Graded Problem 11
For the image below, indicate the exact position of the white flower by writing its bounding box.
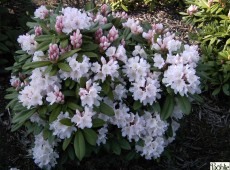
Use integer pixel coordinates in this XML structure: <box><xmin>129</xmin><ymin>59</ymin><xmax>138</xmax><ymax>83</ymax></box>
<box><xmin>32</xmin><ymin>133</ymin><xmax>59</xmax><ymax>170</ymax></box>
<box><xmin>18</xmin><ymin>85</ymin><xmax>43</xmax><ymax>109</ymax></box>
<box><xmin>46</xmin><ymin>85</ymin><xmax>64</xmax><ymax>105</ymax></box>
<box><xmin>123</xmin><ymin>56</ymin><xmax>150</xmax><ymax>82</ymax></box>
<box><xmin>50</xmin><ymin>112</ymin><xmax>77</xmax><ymax>139</ymax></box>
<box><xmin>130</xmin><ymin>77</ymin><xmax>161</xmax><ymax>105</ymax></box>
<box><xmin>30</xmin><ymin>113</ymin><xmax>46</xmax><ymax>126</ymax></box>
<box><xmin>106</xmin><ymin>45</ymin><xmax>127</xmax><ymax>62</ymax></box>
<box><xmin>123</xmin><ymin>18</ymin><xmax>143</xmax><ymax>34</ymax></box>
<box><xmin>60</xmin><ymin>7</ymin><xmax>92</xmax><ymax>34</ymax></box>
<box><xmin>17</xmin><ymin>34</ymin><xmax>37</xmax><ymax>54</ymax></box>
<box><xmin>97</xmin><ymin>125</ymin><xmax>108</xmax><ymax>145</ymax></box>
<box><xmin>162</xmin><ymin>64</ymin><xmax>200</xmax><ymax>96</ymax></box>
<box><xmin>33</xmin><ymin>51</ymin><xmax>45</xmax><ymax>61</ymax></box>
<box><xmin>132</xmin><ymin>45</ymin><xmax>147</xmax><ymax>59</ymax></box>
<box><xmin>79</xmin><ymin>79</ymin><xmax>102</xmax><ymax>107</ymax></box>
<box><xmin>114</xmin><ymin>84</ymin><xmax>127</xmax><ymax>100</ymax></box>
<box><xmin>153</xmin><ymin>53</ymin><xmax>165</xmax><ymax>69</ymax></box>
<box><xmin>71</xmin><ymin>107</ymin><xmax>96</xmax><ymax>129</ymax></box>
<box><xmin>34</xmin><ymin>5</ymin><xmax>49</xmax><ymax>19</ymax></box>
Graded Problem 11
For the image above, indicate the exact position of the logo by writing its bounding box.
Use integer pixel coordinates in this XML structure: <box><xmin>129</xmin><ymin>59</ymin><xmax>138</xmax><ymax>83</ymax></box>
<box><xmin>210</xmin><ymin>162</ymin><xmax>230</xmax><ymax>170</ymax></box>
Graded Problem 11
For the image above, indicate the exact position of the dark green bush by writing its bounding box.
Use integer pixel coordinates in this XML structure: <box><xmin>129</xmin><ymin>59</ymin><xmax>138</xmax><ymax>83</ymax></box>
<box><xmin>0</xmin><ymin>0</ymin><xmax>34</xmax><ymax>74</ymax></box>
<box><xmin>181</xmin><ymin>0</ymin><xmax>230</xmax><ymax>96</ymax></box>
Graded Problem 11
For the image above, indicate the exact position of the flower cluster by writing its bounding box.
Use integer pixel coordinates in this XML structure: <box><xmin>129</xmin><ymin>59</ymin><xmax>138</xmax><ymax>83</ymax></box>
<box><xmin>9</xmin><ymin>4</ymin><xmax>201</xmax><ymax>169</ymax></box>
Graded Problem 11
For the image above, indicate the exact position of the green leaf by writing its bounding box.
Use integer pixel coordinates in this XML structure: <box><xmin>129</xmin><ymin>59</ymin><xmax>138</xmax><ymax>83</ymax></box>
<box><xmin>212</xmin><ymin>86</ymin><xmax>221</xmax><ymax>96</ymax></box>
<box><xmin>43</xmin><ymin>128</ymin><xmax>52</xmax><ymax>140</ymax></box>
<box><xmin>49</xmin><ymin>105</ymin><xmax>62</xmax><ymax>122</ymax></box>
<box><xmin>83</xmin><ymin>128</ymin><xmax>98</xmax><ymax>146</ymax></box>
<box><xmin>81</xmin><ymin>43</ymin><xmax>99</xmax><ymax>51</ymax></box>
<box><xmin>60</xmin><ymin>118</ymin><xmax>74</xmax><ymax>126</ymax></box>
<box><xmin>23</xmin><ymin>61</ymin><xmax>51</xmax><ymax>70</ymax></box>
<box><xmin>101</xmin><ymin>23</ymin><xmax>113</xmax><ymax>30</ymax></box>
<box><xmin>188</xmin><ymin>94</ymin><xmax>204</xmax><ymax>103</ymax></box>
<box><xmin>102</xmin><ymin>81</ymin><xmax>110</xmax><ymax>94</ymax></box>
<box><xmin>12</xmin><ymin>108</ymin><xmax>36</xmax><ymax>124</ymax></box>
<box><xmin>92</xmin><ymin>118</ymin><xmax>105</xmax><ymax>128</ymax></box>
<box><xmin>79</xmin><ymin>77</ymin><xmax>87</xmax><ymax>88</ymax></box>
<box><xmin>222</xmin><ymin>84</ymin><xmax>230</xmax><ymax>95</ymax></box>
<box><xmin>84</xmin><ymin>2</ymin><xmax>95</xmax><ymax>11</ymax></box>
<box><xmin>58</xmin><ymin>62</ymin><xmax>72</xmax><ymax>72</ymax></box>
<box><xmin>118</xmin><ymin>138</ymin><xmax>131</xmax><ymax>150</ymax></box>
<box><xmin>99</xmin><ymin>102</ymin><xmax>115</xmax><ymax>116</ymax></box>
<box><xmin>60</xmin><ymin>39</ymin><xmax>69</xmax><ymax>48</ymax></box>
<box><xmin>59</xmin><ymin>49</ymin><xmax>81</xmax><ymax>61</ymax></box>
<box><xmin>111</xmin><ymin>140</ymin><xmax>121</xmax><ymax>155</ymax></box>
<box><xmin>36</xmin><ymin>41</ymin><xmax>50</xmax><ymax>51</ymax></box>
<box><xmin>177</xmin><ymin>95</ymin><xmax>191</xmax><ymax>115</ymax></box>
<box><xmin>80</xmin><ymin>52</ymin><xmax>99</xmax><ymax>58</ymax></box>
<box><xmin>35</xmin><ymin>35</ymin><xmax>54</xmax><ymax>42</ymax></box>
<box><xmin>5</xmin><ymin>93</ymin><xmax>18</xmax><ymax>100</ymax></box>
<box><xmin>121</xmin><ymin>3</ymin><xmax>128</xmax><ymax>12</ymax></box>
<box><xmin>74</xmin><ymin>130</ymin><xmax>85</xmax><ymax>161</ymax></box>
<box><xmin>67</xmin><ymin>102</ymin><xmax>83</xmax><ymax>112</ymax></box>
<box><xmin>63</xmin><ymin>136</ymin><xmax>73</xmax><ymax>151</ymax></box>
<box><xmin>161</xmin><ymin>95</ymin><xmax>174</xmax><ymax>120</ymax></box>
<box><xmin>133</xmin><ymin>101</ymin><xmax>142</xmax><ymax>110</ymax></box>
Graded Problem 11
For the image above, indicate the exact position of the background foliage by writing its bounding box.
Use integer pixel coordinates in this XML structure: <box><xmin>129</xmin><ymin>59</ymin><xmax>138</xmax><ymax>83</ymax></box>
<box><xmin>181</xmin><ymin>0</ymin><xmax>230</xmax><ymax>96</ymax></box>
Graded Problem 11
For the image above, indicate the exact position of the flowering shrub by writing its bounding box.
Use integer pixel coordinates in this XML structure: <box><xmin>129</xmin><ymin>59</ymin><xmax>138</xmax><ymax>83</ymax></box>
<box><xmin>181</xmin><ymin>0</ymin><xmax>230</xmax><ymax>95</ymax></box>
<box><xmin>6</xmin><ymin>3</ymin><xmax>201</xmax><ymax>169</ymax></box>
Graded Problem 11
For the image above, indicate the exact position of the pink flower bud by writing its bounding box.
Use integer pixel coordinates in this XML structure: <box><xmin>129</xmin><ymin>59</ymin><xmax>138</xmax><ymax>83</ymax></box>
<box><xmin>208</xmin><ymin>0</ymin><xmax>214</xmax><ymax>7</ymax></box>
<box><xmin>99</xmin><ymin>36</ymin><xmax>110</xmax><ymax>52</ymax></box>
<box><xmin>48</xmin><ymin>44</ymin><xmax>59</xmax><ymax>63</ymax></box>
<box><xmin>95</xmin><ymin>28</ymin><xmax>103</xmax><ymax>43</ymax></box>
<box><xmin>187</xmin><ymin>5</ymin><xmax>198</xmax><ymax>16</ymax></box>
<box><xmin>101</xmin><ymin>4</ymin><xmax>109</xmax><ymax>16</ymax></box>
<box><xmin>107</xmin><ymin>26</ymin><xmax>119</xmax><ymax>42</ymax></box>
<box><xmin>55</xmin><ymin>15</ymin><xmax>63</xmax><ymax>33</ymax></box>
<box><xmin>121</xmin><ymin>38</ymin><xmax>125</xmax><ymax>46</ymax></box>
<box><xmin>34</xmin><ymin>26</ymin><xmax>42</xmax><ymax>36</ymax></box>
<box><xmin>54</xmin><ymin>91</ymin><xmax>64</xmax><ymax>104</ymax></box>
<box><xmin>152</xmin><ymin>23</ymin><xmax>163</xmax><ymax>33</ymax></box>
<box><xmin>70</xmin><ymin>29</ymin><xmax>82</xmax><ymax>49</ymax></box>
<box><xmin>143</xmin><ymin>29</ymin><xmax>155</xmax><ymax>44</ymax></box>
<box><xmin>60</xmin><ymin>45</ymin><xmax>71</xmax><ymax>55</ymax></box>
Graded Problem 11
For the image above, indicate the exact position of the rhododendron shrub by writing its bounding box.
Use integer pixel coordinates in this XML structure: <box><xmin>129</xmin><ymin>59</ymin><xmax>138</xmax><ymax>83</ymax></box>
<box><xmin>6</xmin><ymin>3</ymin><xmax>201</xmax><ymax>169</ymax></box>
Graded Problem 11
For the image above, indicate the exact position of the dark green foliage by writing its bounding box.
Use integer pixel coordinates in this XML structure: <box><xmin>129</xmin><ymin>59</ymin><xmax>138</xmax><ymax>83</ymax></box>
<box><xmin>0</xmin><ymin>0</ymin><xmax>34</xmax><ymax>74</ymax></box>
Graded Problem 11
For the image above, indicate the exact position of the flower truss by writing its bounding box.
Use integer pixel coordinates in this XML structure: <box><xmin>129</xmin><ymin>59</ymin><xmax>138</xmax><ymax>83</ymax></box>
<box><xmin>6</xmin><ymin>3</ymin><xmax>201</xmax><ymax>169</ymax></box>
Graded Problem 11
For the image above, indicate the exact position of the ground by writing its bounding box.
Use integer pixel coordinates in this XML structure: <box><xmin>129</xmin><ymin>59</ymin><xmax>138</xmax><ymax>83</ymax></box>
<box><xmin>0</xmin><ymin>1</ymin><xmax>230</xmax><ymax>170</ymax></box>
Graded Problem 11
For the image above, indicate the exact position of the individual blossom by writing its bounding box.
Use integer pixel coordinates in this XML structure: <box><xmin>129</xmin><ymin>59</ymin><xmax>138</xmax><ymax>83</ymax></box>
<box><xmin>34</xmin><ymin>5</ymin><xmax>49</xmax><ymax>19</ymax></box>
<box><xmin>123</xmin><ymin>18</ymin><xmax>143</xmax><ymax>34</ymax></box>
<box><xmin>30</xmin><ymin>113</ymin><xmax>46</xmax><ymax>126</ymax></box>
<box><xmin>96</xmin><ymin>125</ymin><xmax>108</xmax><ymax>145</ymax></box>
<box><xmin>48</xmin><ymin>44</ymin><xmax>59</xmax><ymax>63</ymax></box>
<box><xmin>79</xmin><ymin>79</ymin><xmax>102</xmax><ymax>107</ymax></box>
<box><xmin>129</xmin><ymin>77</ymin><xmax>161</xmax><ymax>105</ymax></box>
<box><xmin>50</xmin><ymin>112</ymin><xmax>77</xmax><ymax>139</ymax></box>
<box><xmin>162</xmin><ymin>64</ymin><xmax>200</xmax><ymax>96</ymax></box>
<box><xmin>10</xmin><ymin>75</ymin><xmax>21</xmax><ymax>89</ymax></box>
<box><xmin>153</xmin><ymin>53</ymin><xmax>165</xmax><ymax>69</ymax></box>
<box><xmin>34</xmin><ymin>26</ymin><xmax>42</xmax><ymax>36</ymax></box>
<box><xmin>123</xmin><ymin>56</ymin><xmax>150</xmax><ymax>82</ymax></box>
<box><xmin>151</xmin><ymin>32</ymin><xmax>175</xmax><ymax>52</ymax></box>
<box><xmin>132</xmin><ymin>45</ymin><xmax>147</xmax><ymax>59</ymax></box>
<box><xmin>17</xmin><ymin>34</ymin><xmax>37</xmax><ymax>54</ymax></box>
<box><xmin>187</xmin><ymin>5</ymin><xmax>198</xmax><ymax>16</ymax></box>
<box><xmin>71</xmin><ymin>107</ymin><xmax>96</xmax><ymax>129</ymax></box>
<box><xmin>32</xmin><ymin>133</ymin><xmax>59</xmax><ymax>170</ymax></box>
<box><xmin>94</xmin><ymin>14</ymin><xmax>107</xmax><ymax>25</ymax></box>
<box><xmin>107</xmin><ymin>26</ymin><xmax>119</xmax><ymax>42</ymax></box>
<box><xmin>152</xmin><ymin>23</ymin><xmax>164</xmax><ymax>34</ymax></box>
<box><xmin>33</xmin><ymin>51</ymin><xmax>45</xmax><ymax>62</ymax></box>
<box><xmin>70</xmin><ymin>29</ymin><xmax>82</xmax><ymax>48</ymax></box>
<box><xmin>46</xmin><ymin>85</ymin><xmax>64</xmax><ymax>105</ymax></box>
<box><xmin>59</xmin><ymin>7</ymin><xmax>92</xmax><ymax>34</ymax></box>
<box><xmin>228</xmin><ymin>10</ymin><xmax>230</xmax><ymax>19</ymax></box>
<box><xmin>112</xmin><ymin>11</ymin><xmax>128</xmax><ymax>19</ymax></box>
<box><xmin>105</xmin><ymin>45</ymin><xmax>127</xmax><ymax>62</ymax></box>
<box><xmin>55</xmin><ymin>15</ymin><xmax>63</xmax><ymax>33</ymax></box>
<box><xmin>142</xmin><ymin>29</ymin><xmax>156</xmax><ymax>44</ymax></box>
<box><xmin>60</xmin><ymin>54</ymin><xmax>91</xmax><ymax>81</ymax></box>
<box><xmin>18</xmin><ymin>85</ymin><xmax>43</xmax><ymax>109</ymax></box>
<box><xmin>92</xmin><ymin>57</ymin><xmax>119</xmax><ymax>82</ymax></box>
<box><xmin>99</xmin><ymin>36</ymin><xmax>110</xmax><ymax>52</ymax></box>
<box><xmin>114</xmin><ymin>84</ymin><xmax>127</xmax><ymax>100</ymax></box>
